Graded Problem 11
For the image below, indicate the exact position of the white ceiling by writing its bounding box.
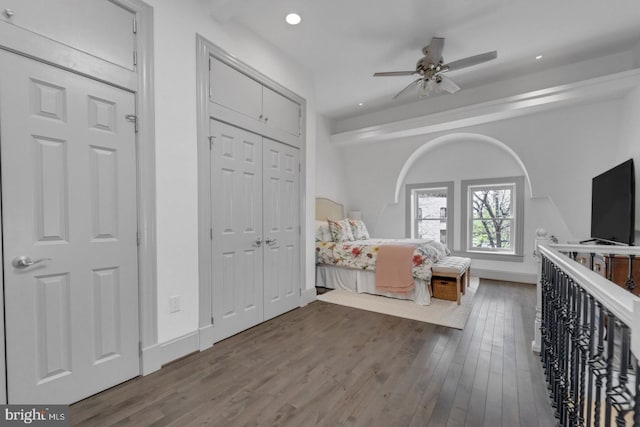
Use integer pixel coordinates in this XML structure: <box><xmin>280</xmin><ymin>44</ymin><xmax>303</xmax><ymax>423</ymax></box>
<box><xmin>211</xmin><ymin>0</ymin><xmax>640</xmax><ymax>119</ymax></box>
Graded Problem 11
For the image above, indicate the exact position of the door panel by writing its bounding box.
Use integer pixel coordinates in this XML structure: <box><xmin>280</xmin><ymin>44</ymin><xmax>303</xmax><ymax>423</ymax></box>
<box><xmin>210</xmin><ymin>120</ymin><xmax>263</xmax><ymax>342</ymax></box>
<box><xmin>0</xmin><ymin>51</ymin><xmax>139</xmax><ymax>404</ymax></box>
<box><xmin>262</xmin><ymin>139</ymin><xmax>300</xmax><ymax>320</ymax></box>
<box><xmin>0</xmin><ymin>0</ymin><xmax>135</xmax><ymax>70</ymax></box>
<box><xmin>262</xmin><ymin>87</ymin><xmax>300</xmax><ymax>136</ymax></box>
<box><xmin>209</xmin><ymin>57</ymin><xmax>262</xmax><ymax>123</ymax></box>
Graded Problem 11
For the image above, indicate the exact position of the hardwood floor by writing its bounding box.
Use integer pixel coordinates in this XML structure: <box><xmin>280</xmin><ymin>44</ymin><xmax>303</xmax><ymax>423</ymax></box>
<box><xmin>71</xmin><ymin>279</ymin><xmax>555</xmax><ymax>426</ymax></box>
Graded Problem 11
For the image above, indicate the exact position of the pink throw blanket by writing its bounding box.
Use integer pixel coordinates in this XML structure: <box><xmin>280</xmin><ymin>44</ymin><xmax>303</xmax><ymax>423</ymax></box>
<box><xmin>375</xmin><ymin>244</ymin><xmax>417</xmax><ymax>294</ymax></box>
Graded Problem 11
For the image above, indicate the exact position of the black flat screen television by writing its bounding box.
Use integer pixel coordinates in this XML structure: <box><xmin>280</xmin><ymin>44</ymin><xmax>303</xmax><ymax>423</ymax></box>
<box><xmin>590</xmin><ymin>159</ymin><xmax>635</xmax><ymax>245</ymax></box>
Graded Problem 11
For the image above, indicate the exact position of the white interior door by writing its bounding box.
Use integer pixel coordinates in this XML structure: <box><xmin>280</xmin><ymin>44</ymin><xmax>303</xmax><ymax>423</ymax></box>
<box><xmin>0</xmin><ymin>51</ymin><xmax>140</xmax><ymax>404</ymax></box>
<box><xmin>210</xmin><ymin>120</ymin><xmax>264</xmax><ymax>342</ymax></box>
<box><xmin>262</xmin><ymin>139</ymin><xmax>300</xmax><ymax>320</ymax></box>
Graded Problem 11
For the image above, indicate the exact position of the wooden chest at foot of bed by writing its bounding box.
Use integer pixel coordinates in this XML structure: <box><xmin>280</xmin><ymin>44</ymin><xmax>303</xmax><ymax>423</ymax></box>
<box><xmin>432</xmin><ymin>277</ymin><xmax>459</xmax><ymax>302</ymax></box>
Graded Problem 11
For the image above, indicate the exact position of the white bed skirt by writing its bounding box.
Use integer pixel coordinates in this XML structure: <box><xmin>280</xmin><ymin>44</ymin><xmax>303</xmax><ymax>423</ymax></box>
<box><xmin>316</xmin><ymin>265</ymin><xmax>431</xmax><ymax>305</ymax></box>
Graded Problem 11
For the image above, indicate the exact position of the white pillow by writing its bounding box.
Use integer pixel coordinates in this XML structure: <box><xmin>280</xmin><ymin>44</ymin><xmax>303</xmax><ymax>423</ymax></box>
<box><xmin>315</xmin><ymin>220</ymin><xmax>332</xmax><ymax>242</ymax></box>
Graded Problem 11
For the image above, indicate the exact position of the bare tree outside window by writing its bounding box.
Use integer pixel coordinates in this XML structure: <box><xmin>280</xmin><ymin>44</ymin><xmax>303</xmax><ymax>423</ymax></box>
<box><xmin>470</xmin><ymin>185</ymin><xmax>514</xmax><ymax>250</ymax></box>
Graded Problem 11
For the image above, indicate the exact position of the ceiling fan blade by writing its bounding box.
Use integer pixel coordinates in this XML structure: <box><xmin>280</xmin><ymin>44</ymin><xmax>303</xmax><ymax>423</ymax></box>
<box><xmin>436</xmin><ymin>75</ymin><xmax>460</xmax><ymax>94</ymax></box>
<box><xmin>392</xmin><ymin>79</ymin><xmax>421</xmax><ymax>100</ymax></box>
<box><xmin>373</xmin><ymin>71</ymin><xmax>417</xmax><ymax>77</ymax></box>
<box><xmin>423</xmin><ymin>37</ymin><xmax>445</xmax><ymax>65</ymax></box>
<box><xmin>443</xmin><ymin>51</ymin><xmax>497</xmax><ymax>72</ymax></box>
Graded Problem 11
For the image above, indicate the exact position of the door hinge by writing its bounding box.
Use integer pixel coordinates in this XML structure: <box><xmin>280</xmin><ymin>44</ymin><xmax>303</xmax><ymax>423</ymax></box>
<box><xmin>208</xmin><ymin>57</ymin><xmax>212</xmax><ymax>71</ymax></box>
<box><xmin>210</xmin><ymin>228</ymin><xmax>213</xmax><ymax>240</ymax></box>
<box><xmin>125</xmin><ymin>114</ymin><xmax>139</xmax><ymax>133</ymax></box>
<box><xmin>133</xmin><ymin>50</ymin><xmax>138</xmax><ymax>67</ymax></box>
<box><xmin>299</xmin><ymin>163</ymin><xmax>301</xmax><ymax>172</ymax></box>
<box><xmin>139</xmin><ymin>341</ymin><xmax>142</xmax><ymax>355</ymax></box>
<box><xmin>208</xmin><ymin>84</ymin><xmax>212</xmax><ymax>99</ymax></box>
<box><xmin>133</xmin><ymin>17</ymin><xmax>138</xmax><ymax>34</ymax></box>
<box><xmin>299</xmin><ymin>225</ymin><xmax>301</xmax><ymax>235</ymax></box>
<box><xmin>211</xmin><ymin>317</ymin><xmax>215</xmax><ymax>326</ymax></box>
<box><xmin>208</xmin><ymin>136</ymin><xmax>215</xmax><ymax>148</ymax></box>
<box><xmin>136</xmin><ymin>231</ymin><xmax>141</xmax><ymax>247</ymax></box>
<box><xmin>299</xmin><ymin>288</ymin><xmax>302</xmax><ymax>296</ymax></box>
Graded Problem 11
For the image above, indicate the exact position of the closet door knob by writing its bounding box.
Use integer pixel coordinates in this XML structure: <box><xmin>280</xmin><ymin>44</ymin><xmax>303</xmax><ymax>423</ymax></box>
<box><xmin>253</xmin><ymin>238</ymin><xmax>263</xmax><ymax>247</ymax></box>
<box><xmin>258</xmin><ymin>114</ymin><xmax>263</xmax><ymax>120</ymax></box>
<box><xmin>264</xmin><ymin>117</ymin><xmax>269</xmax><ymax>123</ymax></box>
<box><xmin>265</xmin><ymin>238</ymin><xmax>277</xmax><ymax>246</ymax></box>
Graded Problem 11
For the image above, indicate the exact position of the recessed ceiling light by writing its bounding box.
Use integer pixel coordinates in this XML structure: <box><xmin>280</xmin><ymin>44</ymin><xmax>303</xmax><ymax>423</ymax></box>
<box><xmin>358</xmin><ymin>102</ymin><xmax>364</xmax><ymax>106</ymax></box>
<box><xmin>285</xmin><ymin>13</ymin><xmax>301</xmax><ymax>25</ymax></box>
<box><xmin>536</xmin><ymin>55</ymin><xmax>543</xmax><ymax>60</ymax></box>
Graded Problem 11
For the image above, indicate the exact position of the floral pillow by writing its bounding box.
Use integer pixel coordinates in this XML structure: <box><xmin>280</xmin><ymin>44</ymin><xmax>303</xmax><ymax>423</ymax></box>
<box><xmin>348</xmin><ymin>219</ymin><xmax>370</xmax><ymax>240</ymax></box>
<box><xmin>328</xmin><ymin>219</ymin><xmax>355</xmax><ymax>242</ymax></box>
<box><xmin>315</xmin><ymin>220</ymin><xmax>332</xmax><ymax>242</ymax></box>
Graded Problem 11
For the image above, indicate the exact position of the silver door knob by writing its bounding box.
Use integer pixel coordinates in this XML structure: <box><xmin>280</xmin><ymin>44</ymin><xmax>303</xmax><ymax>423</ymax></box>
<box><xmin>12</xmin><ymin>256</ymin><xmax>52</xmax><ymax>269</ymax></box>
<box><xmin>3</xmin><ymin>9</ymin><xmax>15</xmax><ymax>19</ymax></box>
<box><xmin>265</xmin><ymin>238</ymin><xmax>277</xmax><ymax>246</ymax></box>
<box><xmin>253</xmin><ymin>238</ymin><xmax>263</xmax><ymax>247</ymax></box>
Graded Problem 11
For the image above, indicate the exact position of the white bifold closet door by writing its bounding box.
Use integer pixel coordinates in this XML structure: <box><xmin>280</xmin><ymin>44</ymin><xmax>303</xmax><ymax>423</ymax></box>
<box><xmin>210</xmin><ymin>120</ymin><xmax>300</xmax><ymax>342</ymax></box>
<box><xmin>0</xmin><ymin>50</ymin><xmax>140</xmax><ymax>404</ymax></box>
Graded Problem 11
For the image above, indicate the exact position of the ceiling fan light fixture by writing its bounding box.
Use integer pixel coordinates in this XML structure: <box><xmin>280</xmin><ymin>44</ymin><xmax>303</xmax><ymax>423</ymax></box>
<box><xmin>285</xmin><ymin>13</ymin><xmax>301</xmax><ymax>25</ymax></box>
<box><xmin>419</xmin><ymin>79</ymin><xmax>438</xmax><ymax>97</ymax></box>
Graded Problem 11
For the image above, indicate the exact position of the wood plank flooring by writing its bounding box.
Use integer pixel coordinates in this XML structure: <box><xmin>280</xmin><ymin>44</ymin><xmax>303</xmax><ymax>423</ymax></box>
<box><xmin>71</xmin><ymin>279</ymin><xmax>555</xmax><ymax>426</ymax></box>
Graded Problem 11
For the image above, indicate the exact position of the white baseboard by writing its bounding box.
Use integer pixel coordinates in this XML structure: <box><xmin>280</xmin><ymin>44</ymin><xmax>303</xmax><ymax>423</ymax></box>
<box><xmin>301</xmin><ymin>287</ymin><xmax>317</xmax><ymax>306</ymax></box>
<box><xmin>141</xmin><ymin>331</ymin><xmax>201</xmax><ymax>375</ymax></box>
<box><xmin>473</xmin><ymin>268</ymin><xmax>536</xmax><ymax>284</ymax></box>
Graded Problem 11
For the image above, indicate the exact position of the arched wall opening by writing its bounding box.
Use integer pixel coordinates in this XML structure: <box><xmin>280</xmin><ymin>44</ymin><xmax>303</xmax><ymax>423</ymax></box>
<box><xmin>374</xmin><ymin>132</ymin><xmax>543</xmax><ymax>280</ymax></box>
<box><xmin>392</xmin><ymin>133</ymin><xmax>533</xmax><ymax>204</ymax></box>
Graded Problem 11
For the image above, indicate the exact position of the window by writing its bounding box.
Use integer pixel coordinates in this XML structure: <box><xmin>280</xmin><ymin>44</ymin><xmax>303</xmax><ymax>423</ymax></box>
<box><xmin>461</xmin><ymin>177</ymin><xmax>524</xmax><ymax>260</ymax></box>
<box><xmin>405</xmin><ymin>182</ymin><xmax>453</xmax><ymax>246</ymax></box>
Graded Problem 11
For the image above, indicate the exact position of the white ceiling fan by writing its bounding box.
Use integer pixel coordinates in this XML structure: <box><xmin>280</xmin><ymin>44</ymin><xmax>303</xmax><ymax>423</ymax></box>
<box><xmin>374</xmin><ymin>37</ymin><xmax>497</xmax><ymax>99</ymax></box>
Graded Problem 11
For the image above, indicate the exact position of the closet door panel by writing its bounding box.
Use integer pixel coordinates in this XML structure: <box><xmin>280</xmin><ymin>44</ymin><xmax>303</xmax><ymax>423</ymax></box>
<box><xmin>210</xmin><ymin>120</ymin><xmax>263</xmax><ymax>341</ymax></box>
<box><xmin>209</xmin><ymin>57</ymin><xmax>263</xmax><ymax>123</ymax></box>
<box><xmin>263</xmin><ymin>139</ymin><xmax>300</xmax><ymax>320</ymax></box>
<box><xmin>262</xmin><ymin>86</ymin><xmax>300</xmax><ymax>137</ymax></box>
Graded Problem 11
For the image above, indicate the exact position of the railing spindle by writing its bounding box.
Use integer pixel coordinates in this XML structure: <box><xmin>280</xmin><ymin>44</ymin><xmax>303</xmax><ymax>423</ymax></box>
<box><xmin>626</xmin><ymin>255</ymin><xmax>636</xmax><ymax>293</ymax></box>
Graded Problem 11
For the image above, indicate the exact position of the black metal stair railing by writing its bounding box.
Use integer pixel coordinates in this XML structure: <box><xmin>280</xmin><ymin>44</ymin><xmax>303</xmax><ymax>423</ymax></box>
<box><xmin>540</xmin><ymin>254</ymin><xmax>639</xmax><ymax>426</ymax></box>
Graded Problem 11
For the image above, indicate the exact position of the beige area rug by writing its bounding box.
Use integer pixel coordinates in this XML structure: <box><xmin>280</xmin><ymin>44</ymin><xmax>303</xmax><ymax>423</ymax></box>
<box><xmin>316</xmin><ymin>277</ymin><xmax>479</xmax><ymax>330</ymax></box>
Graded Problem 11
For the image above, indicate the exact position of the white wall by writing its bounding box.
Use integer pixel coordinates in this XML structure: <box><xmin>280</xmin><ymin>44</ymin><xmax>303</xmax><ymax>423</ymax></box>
<box><xmin>618</xmin><ymin>86</ymin><xmax>640</xmax><ymax>242</ymax></box>
<box><xmin>315</xmin><ymin>115</ymin><xmax>349</xmax><ymax>207</ymax></box>
<box><xmin>340</xmin><ymin>97</ymin><xmax>626</xmax><ymax>280</ymax></box>
<box><xmin>145</xmin><ymin>0</ymin><xmax>316</xmax><ymax>343</ymax></box>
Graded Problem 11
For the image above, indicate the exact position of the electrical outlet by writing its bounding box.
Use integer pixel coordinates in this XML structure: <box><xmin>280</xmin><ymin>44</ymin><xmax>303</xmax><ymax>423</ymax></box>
<box><xmin>169</xmin><ymin>295</ymin><xmax>181</xmax><ymax>313</ymax></box>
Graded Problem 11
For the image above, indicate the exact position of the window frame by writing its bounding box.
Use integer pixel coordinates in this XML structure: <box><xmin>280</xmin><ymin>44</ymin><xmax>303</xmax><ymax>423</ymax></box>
<box><xmin>460</xmin><ymin>176</ymin><xmax>525</xmax><ymax>262</ymax></box>
<box><xmin>405</xmin><ymin>181</ymin><xmax>454</xmax><ymax>249</ymax></box>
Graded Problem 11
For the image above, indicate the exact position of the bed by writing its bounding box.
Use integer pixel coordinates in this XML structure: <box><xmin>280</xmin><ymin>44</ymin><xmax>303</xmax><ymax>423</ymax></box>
<box><xmin>315</xmin><ymin>198</ymin><xmax>450</xmax><ymax>305</ymax></box>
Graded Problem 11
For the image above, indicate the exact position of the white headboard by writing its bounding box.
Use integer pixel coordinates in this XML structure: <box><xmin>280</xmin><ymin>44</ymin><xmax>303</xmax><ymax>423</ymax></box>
<box><xmin>316</xmin><ymin>198</ymin><xmax>344</xmax><ymax>220</ymax></box>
